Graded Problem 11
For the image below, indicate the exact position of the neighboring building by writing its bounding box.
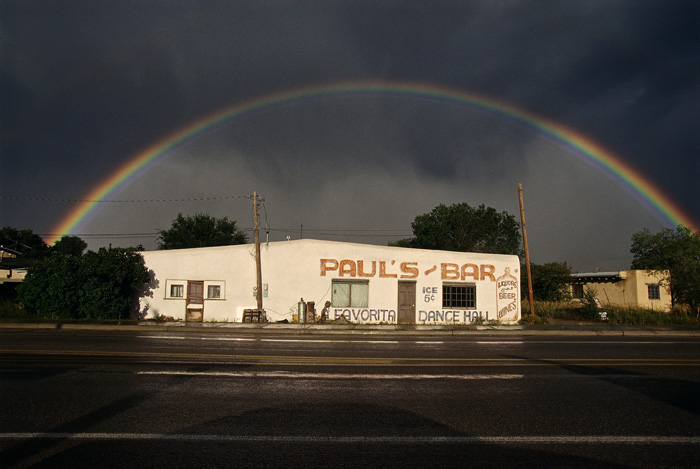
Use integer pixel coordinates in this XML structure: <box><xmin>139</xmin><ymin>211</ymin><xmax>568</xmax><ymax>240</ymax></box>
<box><xmin>570</xmin><ymin>270</ymin><xmax>671</xmax><ymax>311</ymax></box>
<box><xmin>0</xmin><ymin>246</ymin><xmax>28</xmax><ymax>300</ymax></box>
<box><xmin>139</xmin><ymin>239</ymin><xmax>521</xmax><ymax>324</ymax></box>
<box><xmin>0</xmin><ymin>268</ymin><xmax>27</xmax><ymax>284</ymax></box>
<box><xmin>1</xmin><ymin>246</ymin><xmax>21</xmax><ymax>262</ymax></box>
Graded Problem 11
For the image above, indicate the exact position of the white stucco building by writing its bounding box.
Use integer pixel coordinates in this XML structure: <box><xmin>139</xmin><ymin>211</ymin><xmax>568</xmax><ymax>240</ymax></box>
<box><xmin>139</xmin><ymin>239</ymin><xmax>521</xmax><ymax>324</ymax></box>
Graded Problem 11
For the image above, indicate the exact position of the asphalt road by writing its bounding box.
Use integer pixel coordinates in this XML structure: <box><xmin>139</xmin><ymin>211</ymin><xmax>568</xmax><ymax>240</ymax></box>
<box><xmin>2</xmin><ymin>327</ymin><xmax>700</xmax><ymax>468</ymax></box>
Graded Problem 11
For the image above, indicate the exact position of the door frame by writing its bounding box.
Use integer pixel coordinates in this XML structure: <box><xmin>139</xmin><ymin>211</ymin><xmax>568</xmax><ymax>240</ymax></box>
<box><xmin>186</xmin><ymin>280</ymin><xmax>204</xmax><ymax>322</ymax></box>
<box><xmin>397</xmin><ymin>281</ymin><xmax>416</xmax><ymax>324</ymax></box>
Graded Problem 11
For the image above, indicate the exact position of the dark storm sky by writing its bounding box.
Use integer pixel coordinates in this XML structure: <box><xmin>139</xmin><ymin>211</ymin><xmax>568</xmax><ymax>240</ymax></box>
<box><xmin>1</xmin><ymin>1</ymin><xmax>698</xmax><ymax>271</ymax></box>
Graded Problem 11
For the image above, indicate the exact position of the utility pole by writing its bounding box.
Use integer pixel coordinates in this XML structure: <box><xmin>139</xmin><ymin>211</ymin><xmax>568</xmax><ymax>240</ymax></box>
<box><xmin>253</xmin><ymin>191</ymin><xmax>263</xmax><ymax>311</ymax></box>
<box><xmin>518</xmin><ymin>183</ymin><xmax>535</xmax><ymax>318</ymax></box>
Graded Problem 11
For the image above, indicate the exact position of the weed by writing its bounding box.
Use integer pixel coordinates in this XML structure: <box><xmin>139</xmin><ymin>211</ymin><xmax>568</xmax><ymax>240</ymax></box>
<box><xmin>0</xmin><ymin>300</ymin><xmax>28</xmax><ymax>319</ymax></box>
<box><xmin>472</xmin><ymin>316</ymin><xmax>486</xmax><ymax>325</ymax></box>
<box><xmin>523</xmin><ymin>299</ymin><xmax>700</xmax><ymax>326</ymax></box>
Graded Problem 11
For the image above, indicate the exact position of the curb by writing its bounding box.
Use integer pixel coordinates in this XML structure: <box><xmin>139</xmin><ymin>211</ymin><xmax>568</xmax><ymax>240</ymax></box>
<box><xmin>2</xmin><ymin>322</ymin><xmax>700</xmax><ymax>337</ymax></box>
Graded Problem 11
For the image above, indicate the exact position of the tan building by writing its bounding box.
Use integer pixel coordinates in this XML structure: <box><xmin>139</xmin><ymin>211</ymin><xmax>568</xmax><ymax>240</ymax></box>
<box><xmin>570</xmin><ymin>270</ymin><xmax>671</xmax><ymax>311</ymax></box>
<box><xmin>0</xmin><ymin>246</ymin><xmax>27</xmax><ymax>294</ymax></box>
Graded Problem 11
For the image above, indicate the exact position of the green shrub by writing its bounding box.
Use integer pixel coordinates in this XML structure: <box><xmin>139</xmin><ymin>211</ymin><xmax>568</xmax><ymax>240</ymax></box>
<box><xmin>605</xmin><ymin>305</ymin><xmax>699</xmax><ymax>326</ymax></box>
<box><xmin>0</xmin><ymin>300</ymin><xmax>27</xmax><ymax>319</ymax></box>
<box><xmin>17</xmin><ymin>248</ymin><xmax>150</xmax><ymax>320</ymax></box>
<box><xmin>578</xmin><ymin>287</ymin><xmax>601</xmax><ymax>320</ymax></box>
<box><xmin>522</xmin><ymin>299</ymin><xmax>700</xmax><ymax>326</ymax></box>
<box><xmin>519</xmin><ymin>313</ymin><xmax>548</xmax><ymax>325</ymax></box>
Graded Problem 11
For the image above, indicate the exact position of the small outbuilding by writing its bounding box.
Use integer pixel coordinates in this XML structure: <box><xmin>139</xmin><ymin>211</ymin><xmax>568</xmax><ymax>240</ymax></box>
<box><xmin>139</xmin><ymin>239</ymin><xmax>521</xmax><ymax>324</ymax></box>
<box><xmin>570</xmin><ymin>269</ymin><xmax>671</xmax><ymax>311</ymax></box>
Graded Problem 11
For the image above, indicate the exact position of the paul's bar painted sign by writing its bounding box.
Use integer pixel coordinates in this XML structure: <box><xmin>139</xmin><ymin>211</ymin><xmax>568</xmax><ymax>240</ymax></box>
<box><xmin>319</xmin><ymin>257</ymin><xmax>521</xmax><ymax>324</ymax></box>
<box><xmin>321</xmin><ymin>259</ymin><xmax>497</xmax><ymax>281</ymax></box>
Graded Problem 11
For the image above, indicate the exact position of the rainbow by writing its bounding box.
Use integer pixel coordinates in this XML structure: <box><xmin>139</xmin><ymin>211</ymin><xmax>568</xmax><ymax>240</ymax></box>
<box><xmin>47</xmin><ymin>80</ymin><xmax>697</xmax><ymax>244</ymax></box>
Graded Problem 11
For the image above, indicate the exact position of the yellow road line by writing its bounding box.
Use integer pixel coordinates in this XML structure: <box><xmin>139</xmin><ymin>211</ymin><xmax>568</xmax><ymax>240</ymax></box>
<box><xmin>1</xmin><ymin>349</ymin><xmax>700</xmax><ymax>367</ymax></box>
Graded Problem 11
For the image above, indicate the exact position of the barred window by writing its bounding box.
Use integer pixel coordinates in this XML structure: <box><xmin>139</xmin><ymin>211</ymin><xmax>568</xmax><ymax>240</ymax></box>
<box><xmin>648</xmin><ymin>284</ymin><xmax>660</xmax><ymax>300</ymax></box>
<box><xmin>443</xmin><ymin>284</ymin><xmax>476</xmax><ymax>309</ymax></box>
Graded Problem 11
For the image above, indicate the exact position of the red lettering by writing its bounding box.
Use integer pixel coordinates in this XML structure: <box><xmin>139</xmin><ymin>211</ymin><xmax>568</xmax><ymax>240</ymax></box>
<box><xmin>480</xmin><ymin>264</ymin><xmax>496</xmax><ymax>281</ymax></box>
<box><xmin>461</xmin><ymin>263</ymin><xmax>479</xmax><ymax>281</ymax></box>
<box><xmin>441</xmin><ymin>263</ymin><xmax>460</xmax><ymax>280</ymax></box>
<box><xmin>379</xmin><ymin>261</ymin><xmax>397</xmax><ymax>278</ymax></box>
<box><xmin>400</xmin><ymin>262</ymin><xmax>419</xmax><ymax>279</ymax></box>
<box><xmin>339</xmin><ymin>260</ymin><xmax>356</xmax><ymax>277</ymax></box>
<box><xmin>320</xmin><ymin>259</ymin><xmax>338</xmax><ymax>276</ymax></box>
<box><xmin>357</xmin><ymin>260</ymin><xmax>376</xmax><ymax>277</ymax></box>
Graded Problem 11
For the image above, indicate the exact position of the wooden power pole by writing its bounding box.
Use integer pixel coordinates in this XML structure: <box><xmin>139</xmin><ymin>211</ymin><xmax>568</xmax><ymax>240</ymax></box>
<box><xmin>518</xmin><ymin>183</ymin><xmax>535</xmax><ymax>317</ymax></box>
<box><xmin>253</xmin><ymin>191</ymin><xmax>263</xmax><ymax>311</ymax></box>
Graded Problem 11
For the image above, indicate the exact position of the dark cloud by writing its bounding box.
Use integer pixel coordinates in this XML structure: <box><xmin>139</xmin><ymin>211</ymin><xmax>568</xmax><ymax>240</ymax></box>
<box><xmin>1</xmin><ymin>1</ymin><xmax>697</xmax><ymax>272</ymax></box>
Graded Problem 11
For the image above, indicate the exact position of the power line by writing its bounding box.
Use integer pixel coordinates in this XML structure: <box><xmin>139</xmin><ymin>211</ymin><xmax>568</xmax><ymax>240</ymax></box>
<box><xmin>34</xmin><ymin>232</ymin><xmax>160</xmax><ymax>239</ymax></box>
<box><xmin>271</xmin><ymin>228</ymin><xmax>412</xmax><ymax>237</ymax></box>
<box><xmin>34</xmin><ymin>228</ymin><xmax>411</xmax><ymax>240</ymax></box>
<box><xmin>274</xmin><ymin>228</ymin><xmax>410</xmax><ymax>233</ymax></box>
<box><xmin>18</xmin><ymin>190</ymin><xmax>412</xmax><ymax>242</ymax></box>
<box><xmin>1</xmin><ymin>195</ymin><xmax>250</xmax><ymax>203</ymax></box>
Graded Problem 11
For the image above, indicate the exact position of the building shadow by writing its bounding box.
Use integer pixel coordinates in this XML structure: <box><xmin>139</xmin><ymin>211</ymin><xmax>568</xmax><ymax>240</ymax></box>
<box><xmin>502</xmin><ymin>354</ymin><xmax>700</xmax><ymax>416</ymax></box>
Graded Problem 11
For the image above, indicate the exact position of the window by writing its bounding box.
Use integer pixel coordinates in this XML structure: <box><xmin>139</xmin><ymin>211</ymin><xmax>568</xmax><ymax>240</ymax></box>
<box><xmin>648</xmin><ymin>284</ymin><xmax>660</xmax><ymax>300</ymax></box>
<box><xmin>170</xmin><ymin>284</ymin><xmax>184</xmax><ymax>298</ymax></box>
<box><xmin>332</xmin><ymin>280</ymin><xmax>369</xmax><ymax>308</ymax></box>
<box><xmin>207</xmin><ymin>285</ymin><xmax>221</xmax><ymax>299</ymax></box>
<box><xmin>572</xmin><ymin>284</ymin><xmax>583</xmax><ymax>299</ymax></box>
<box><xmin>443</xmin><ymin>284</ymin><xmax>476</xmax><ymax>309</ymax></box>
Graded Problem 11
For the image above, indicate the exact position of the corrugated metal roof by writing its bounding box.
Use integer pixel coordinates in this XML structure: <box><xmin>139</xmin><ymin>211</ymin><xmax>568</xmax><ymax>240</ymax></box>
<box><xmin>570</xmin><ymin>272</ymin><xmax>622</xmax><ymax>283</ymax></box>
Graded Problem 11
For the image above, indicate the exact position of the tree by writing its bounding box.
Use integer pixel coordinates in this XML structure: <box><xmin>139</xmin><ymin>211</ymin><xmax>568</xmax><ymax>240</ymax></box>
<box><xmin>157</xmin><ymin>213</ymin><xmax>248</xmax><ymax>250</ymax></box>
<box><xmin>16</xmin><ymin>253</ymin><xmax>83</xmax><ymax>318</ymax></box>
<box><xmin>528</xmin><ymin>262</ymin><xmax>572</xmax><ymax>302</ymax></box>
<box><xmin>390</xmin><ymin>203</ymin><xmax>521</xmax><ymax>255</ymax></box>
<box><xmin>0</xmin><ymin>226</ymin><xmax>50</xmax><ymax>260</ymax></box>
<box><xmin>630</xmin><ymin>226</ymin><xmax>700</xmax><ymax>313</ymax></box>
<box><xmin>78</xmin><ymin>248</ymin><xmax>151</xmax><ymax>320</ymax></box>
<box><xmin>51</xmin><ymin>235</ymin><xmax>87</xmax><ymax>256</ymax></box>
<box><xmin>17</xmin><ymin>248</ymin><xmax>150</xmax><ymax>320</ymax></box>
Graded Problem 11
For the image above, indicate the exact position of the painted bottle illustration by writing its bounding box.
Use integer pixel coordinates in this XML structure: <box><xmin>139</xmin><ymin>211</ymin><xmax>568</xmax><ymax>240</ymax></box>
<box><xmin>496</xmin><ymin>267</ymin><xmax>519</xmax><ymax>321</ymax></box>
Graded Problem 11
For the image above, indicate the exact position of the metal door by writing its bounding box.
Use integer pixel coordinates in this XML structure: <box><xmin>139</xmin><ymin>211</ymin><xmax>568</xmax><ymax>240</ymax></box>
<box><xmin>186</xmin><ymin>281</ymin><xmax>204</xmax><ymax>322</ymax></box>
<box><xmin>397</xmin><ymin>281</ymin><xmax>416</xmax><ymax>324</ymax></box>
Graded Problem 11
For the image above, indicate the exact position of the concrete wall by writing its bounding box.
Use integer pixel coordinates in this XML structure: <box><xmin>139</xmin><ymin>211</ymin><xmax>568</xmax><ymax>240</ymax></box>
<box><xmin>139</xmin><ymin>239</ymin><xmax>522</xmax><ymax>324</ymax></box>
<box><xmin>0</xmin><ymin>268</ymin><xmax>26</xmax><ymax>284</ymax></box>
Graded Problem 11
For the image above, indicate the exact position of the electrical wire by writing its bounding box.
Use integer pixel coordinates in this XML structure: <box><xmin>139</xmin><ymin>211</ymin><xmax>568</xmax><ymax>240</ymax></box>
<box><xmin>15</xmin><ymin>192</ymin><xmax>413</xmax><ymax>242</ymax></box>
<box><xmin>1</xmin><ymin>195</ymin><xmax>251</xmax><ymax>203</ymax></box>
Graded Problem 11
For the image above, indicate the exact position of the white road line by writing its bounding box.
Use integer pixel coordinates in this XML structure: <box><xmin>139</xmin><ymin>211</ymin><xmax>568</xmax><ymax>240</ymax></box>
<box><xmin>475</xmin><ymin>341</ymin><xmax>700</xmax><ymax>345</ymax></box>
<box><xmin>260</xmin><ymin>339</ymin><xmax>399</xmax><ymax>344</ymax></box>
<box><xmin>138</xmin><ymin>336</ymin><xmax>255</xmax><ymax>342</ymax></box>
<box><xmin>136</xmin><ymin>336</ymin><xmax>697</xmax><ymax>345</ymax></box>
<box><xmin>138</xmin><ymin>335</ymin><xmax>186</xmax><ymax>340</ymax></box>
<box><xmin>136</xmin><ymin>371</ymin><xmax>525</xmax><ymax>380</ymax></box>
<box><xmin>1</xmin><ymin>433</ymin><xmax>698</xmax><ymax>444</ymax></box>
<box><xmin>476</xmin><ymin>341</ymin><xmax>525</xmax><ymax>345</ymax></box>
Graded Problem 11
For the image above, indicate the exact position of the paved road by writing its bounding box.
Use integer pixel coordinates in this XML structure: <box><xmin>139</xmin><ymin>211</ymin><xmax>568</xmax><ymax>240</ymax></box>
<box><xmin>2</xmin><ymin>328</ymin><xmax>700</xmax><ymax>468</ymax></box>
